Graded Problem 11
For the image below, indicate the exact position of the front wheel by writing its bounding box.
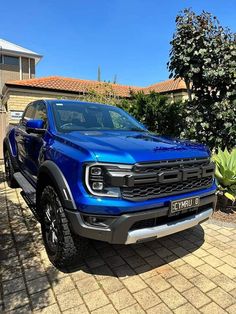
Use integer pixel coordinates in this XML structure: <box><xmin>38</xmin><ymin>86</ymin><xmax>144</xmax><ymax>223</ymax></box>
<box><xmin>4</xmin><ymin>150</ymin><xmax>18</xmax><ymax>188</ymax></box>
<box><xmin>40</xmin><ymin>185</ymin><xmax>88</xmax><ymax>268</ymax></box>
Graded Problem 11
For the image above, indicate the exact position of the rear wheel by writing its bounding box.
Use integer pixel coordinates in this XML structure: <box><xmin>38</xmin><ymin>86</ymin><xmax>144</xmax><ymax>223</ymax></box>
<box><xmin>40</xmin><ymin>185</ymin><xmax>88</xmax><ymax>268</ymax></box>
<box><xmin>4</xmin><ymin>150</ymin><xmax>18</xmax><ymax>188</ymax></box>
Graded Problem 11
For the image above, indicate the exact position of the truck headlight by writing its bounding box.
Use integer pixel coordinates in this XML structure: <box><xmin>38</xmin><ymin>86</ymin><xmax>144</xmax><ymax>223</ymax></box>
<box><xmin>85</xmin><ymin>163</ymin><xmax>132</xmax><ymax>198</ymax></box>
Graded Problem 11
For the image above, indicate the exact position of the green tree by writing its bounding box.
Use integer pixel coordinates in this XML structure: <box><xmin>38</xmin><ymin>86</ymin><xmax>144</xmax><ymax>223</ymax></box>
<box><xmin>168</xmin><ymin>9</ymin><xmax>236</xmax><ymax>150</ymax></box>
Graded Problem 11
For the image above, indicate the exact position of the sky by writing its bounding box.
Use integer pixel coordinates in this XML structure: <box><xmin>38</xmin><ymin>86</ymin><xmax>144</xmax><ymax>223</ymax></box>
<box><xmin>0</xmin><ymin>0</ymin><xmax>235</xmax><ymax>87</ymax></box>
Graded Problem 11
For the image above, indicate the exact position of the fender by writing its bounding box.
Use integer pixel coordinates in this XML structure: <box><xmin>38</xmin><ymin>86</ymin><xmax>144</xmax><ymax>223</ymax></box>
<box><xmin>3</xmin><ymin>136</ymin><xmax>19</xmax><ymax>171</ymax></box>
<box><xmin>37</xmin><ymin>160</ymin><xmax>77</xmax><ymax>210</ymax></box>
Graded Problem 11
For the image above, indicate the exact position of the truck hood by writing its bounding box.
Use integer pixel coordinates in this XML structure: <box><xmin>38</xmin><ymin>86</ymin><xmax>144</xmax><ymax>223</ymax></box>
<box><xmin>56</xmin><ymin>131</ymin><xmax>210</xmax><ymax>163</ymax></box>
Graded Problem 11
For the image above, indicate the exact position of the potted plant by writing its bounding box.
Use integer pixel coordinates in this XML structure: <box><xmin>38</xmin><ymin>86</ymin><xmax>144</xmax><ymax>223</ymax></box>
<box><xmin>212</xmin><ymin>148</ymin><xmax>236</xmax><ymax>211</ymax></box>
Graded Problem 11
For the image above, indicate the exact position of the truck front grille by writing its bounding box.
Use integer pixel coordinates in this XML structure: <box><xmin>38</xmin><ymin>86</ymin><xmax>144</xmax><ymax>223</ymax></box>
<box><xmin>121</xmin><ymin>158</ymin><xmax>214</xmax><ymax>201</ymax></box>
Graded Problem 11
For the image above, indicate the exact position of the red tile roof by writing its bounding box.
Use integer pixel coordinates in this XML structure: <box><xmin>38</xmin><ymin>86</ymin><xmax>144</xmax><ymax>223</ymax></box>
<box><xmin>5</xmin><ymin>76</ymin><xmax>186</xmax><ymax>97</ymax></box>
<box><xmin>144</xmin><ymin>78</ymin><xmax>186</xmax><ymax>93</ymax></box>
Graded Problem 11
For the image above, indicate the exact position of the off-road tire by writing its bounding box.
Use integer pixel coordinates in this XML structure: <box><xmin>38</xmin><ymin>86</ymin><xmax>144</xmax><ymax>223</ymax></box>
<box><xmin>4</xmin><ymin>150</ymin><xmax>18</xmax><ymax>188</ymax></box>
<box><xmin>40</xmin><ymin>185</ymin><xmax>88</xmax><ymax>268</ymax></box>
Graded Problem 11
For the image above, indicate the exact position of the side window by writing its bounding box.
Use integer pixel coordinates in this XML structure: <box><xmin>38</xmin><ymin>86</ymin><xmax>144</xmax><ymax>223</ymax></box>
<box><xmin>34</xmin><ymin>102</ymin><xmax>47</xmax><ymax>128</ymax></box>
<box><xmin>21</xmin><ymin>104</ymin><xmax>35</xmax><ymax>126</ymax></box>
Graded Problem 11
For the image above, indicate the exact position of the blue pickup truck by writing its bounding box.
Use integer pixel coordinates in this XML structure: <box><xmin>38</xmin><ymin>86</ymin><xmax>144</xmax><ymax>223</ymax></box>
<box><xmin>3</xmin><ymin>99</ymin><xmax>216</xmax><ymax>267</ymax></box>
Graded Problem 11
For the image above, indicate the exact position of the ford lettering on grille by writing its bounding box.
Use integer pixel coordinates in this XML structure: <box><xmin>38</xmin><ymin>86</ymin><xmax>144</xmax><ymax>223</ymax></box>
<box><xmin>157</xmin><ymin>163</ymin><xmax>215</xmax><ymax>184</ymax></box>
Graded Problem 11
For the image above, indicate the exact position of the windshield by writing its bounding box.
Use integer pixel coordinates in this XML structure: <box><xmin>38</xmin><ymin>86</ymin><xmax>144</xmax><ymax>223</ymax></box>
<box><xmin>52</xmin><ymin>102</ymin><xmax>147</xmax><ymax>133</ymax></box>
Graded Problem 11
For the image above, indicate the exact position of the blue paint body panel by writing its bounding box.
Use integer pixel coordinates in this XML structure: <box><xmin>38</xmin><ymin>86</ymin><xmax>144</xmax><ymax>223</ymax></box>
<box><xmin>5</xmin><ymin>99</ymin><xmax>216</xmax><ymax>215</ymax></box>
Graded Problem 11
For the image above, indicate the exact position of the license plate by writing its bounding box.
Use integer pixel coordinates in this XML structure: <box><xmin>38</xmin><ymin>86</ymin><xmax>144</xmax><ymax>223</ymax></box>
<box><xmin>170</xmin><ymin>196</ymin><xmax>200</xmax><ymax>214</ymax></box>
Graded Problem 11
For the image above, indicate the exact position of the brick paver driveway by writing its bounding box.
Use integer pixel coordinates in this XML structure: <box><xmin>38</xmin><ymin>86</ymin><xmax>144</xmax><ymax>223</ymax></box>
<box><xmin>1</xmin><ymin>165</ymin><xmax>236</xmax><ymax>313</ymax></box>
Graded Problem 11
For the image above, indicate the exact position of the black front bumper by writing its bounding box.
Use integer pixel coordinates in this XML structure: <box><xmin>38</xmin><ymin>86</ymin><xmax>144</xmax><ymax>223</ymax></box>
<box><xmin>65</xmin><ymin>193</ymin><xmax>216</xmax><ymax>244</ymax></box>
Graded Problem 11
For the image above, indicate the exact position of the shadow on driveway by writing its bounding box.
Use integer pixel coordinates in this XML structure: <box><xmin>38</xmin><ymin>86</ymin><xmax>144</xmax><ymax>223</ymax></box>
<box><xmin>0</xmin><ymin>165</ymin><xmax>205</xmax><ymax>312</ymax></box>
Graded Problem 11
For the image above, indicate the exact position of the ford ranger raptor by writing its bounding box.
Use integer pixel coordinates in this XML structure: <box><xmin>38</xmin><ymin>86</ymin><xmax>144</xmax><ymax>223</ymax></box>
<box><xmin>3</xmin><ymin>100</ymin><xmax>216</xmax><ymax>267</ymax></box>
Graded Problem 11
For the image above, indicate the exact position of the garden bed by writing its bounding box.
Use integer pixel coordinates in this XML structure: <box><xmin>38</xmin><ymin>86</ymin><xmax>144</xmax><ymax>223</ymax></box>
<box><xmin>212</xmin><ymin>206</ymin><xmax>236</xmax><ymax>223</ymax></box>
<box><xmin>212</xmin><ymin>194</ymin><xmax>236</xmax><ymax>223</ymax></box>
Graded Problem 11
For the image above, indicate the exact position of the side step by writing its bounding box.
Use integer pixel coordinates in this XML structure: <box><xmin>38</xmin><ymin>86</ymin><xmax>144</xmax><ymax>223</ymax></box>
<box><xmin>13</xmin><ymin>172</ymin><xmax>40</xmax><ymax>221</ymax></box>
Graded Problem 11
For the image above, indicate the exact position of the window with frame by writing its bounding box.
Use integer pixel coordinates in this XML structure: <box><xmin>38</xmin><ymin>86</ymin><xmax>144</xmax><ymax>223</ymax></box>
<box><xmin>3</xmin><ymin>55</ymin><xmax>19</xmax><ymax>66</ymax></box>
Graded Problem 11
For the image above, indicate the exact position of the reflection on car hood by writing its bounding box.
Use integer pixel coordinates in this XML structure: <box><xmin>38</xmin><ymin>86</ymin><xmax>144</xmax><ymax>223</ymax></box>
<box><xmin>56</xmin><ymin>130</ymin><xmax>210</xmax><ymax>163</ymax></box>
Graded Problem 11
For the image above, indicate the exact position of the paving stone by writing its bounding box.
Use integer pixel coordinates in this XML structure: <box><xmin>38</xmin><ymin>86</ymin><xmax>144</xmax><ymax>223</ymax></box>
<box><xmin>27</xmin><ymin>275</ymin><xmax>50</xmax><ymax>294</ymax></box>
<box><xmin>134</xmin><ymin>245</ymin><xmax>153</xmax><ymax>258</ymax></box>
<box><xmin>63</xmin><ymin>304</ymin><xmax>89</xmax><ymax>314</ymax></box>
<box><xmin>189</xmin><ymin>274</ymin><xmax>217</xmax><ymax>293</ymax></box>
<box><xmin>69</xmin><ymin>266</ymin><xmax>91</xmax><ymax>281</ymax></box>
<box><xmin>211</xmin><ymin>274</ymin><xmax>236</xmax><ymax>292</ymax></box>
<box><xmin>192</xmin><ymin>248</ymin><xmax>209</xmax><ymax>258</ymax></box>
<box><xmin>56</xmin><ymin>289</ymin><xmax>83</xmax><ymax>311</ymax></box>
<box><xmin>119</xmin><ymin>303</ymin><xmax>145</xmax><ymax>314</ymax></box>
<box><xmin>109</xmin><ymin>288</ymin><xmax>136</xmax><ymax>310</ymax></box>
<box><xmin>86</xmin><ymin>256</ymin><xmax>105</xmax><ymax>268</ymax></box>
<box><xmin>106</xmin><ymin>255</ymin><xmax>125</xmax><ymax>268</ymax></box>
<box><xmin>227</xmin><ymin>303</ymin><xmax>236</xmax><ymax>314</ymax></box>
<box><xmin>46</xmin><ymin>265</ymin><xmax>69</xmax><ymax>282</ymax></box>
<box><xmin>155</xmin><ymin>246</ymin><xmax>173</xmax><ymax>258</ymax></box>
<box><xmin>200</xmin><ymin>302</ymin><xmax>227</xmax><ymax>314</ymax></box>
<box><xmin>182</xmin><ymin>287</ymin><xmax>211</xmax><ymax>308</ymax></box>
<box><xmin>208</xmin><ymin>247</ymin><xmax>228</xmax><ymax>258</ymax></box>
<box><xmin>135</xmin><ymin>265</ymin><xmax>157</xmax><ymax>279</ymax></box>
<box><xmin>146</xmin><ymin>302</ymin><xmax>172</xmax><ymax>314</ymax></box>
<box><xmin>176</xmin><ymin>263</ymin><xmax>200</xmax><ymax>279</ymax></box>
<box><xmin>196</xmin><ymin>264</ymin><xmax>220</xmax><ymax>278</ymax></box>
<box><xmin>30</xmin><ymin>288</ymin><xmax>56</xmax><ymax>311</ymax></box>
<box><xmin>202</xmin><ymin>254</ymin><xmax>225</xmax><ymax>267</ymax></box>
<box><xmin>156</xmin><ymin>264</ymin><xmax>178</xmax><ymax>279</ymax></box>
<box><xmin>123</xmin><ymin>275</ymin><xmax>147</xmax><ymax>293</ymax></box>
<box><xmin>75</xmin><ymin>276</ymin><xmax>99</xmax><ymax>295</ymax></box>
<box><xmin>34</xmin><ymin>303</ymin><xmax>60</xmax><ymax>313</ymax></box>
<box><xmin>3</xmin><ymin>290</ymin><xmax>29</xmax><ymax>311</ymax></box>
<box><xmin>134</xmin><ymin>287</ymin><xmax>161</xmax><ymax>310</ymax></box>
<box><xmin>174</xmin><ymin>302</ymin><xmax>200</xmax><ymax>314</ymax></box>
<box><xmin>126</xmin><ymin>254</ymin><xmax>146</xmax><ymax>268</ymax></box>
<box><xmin>221</xmin><ymin>255</ymin><xmax>236</xmax><ymax>267</ymax></box>
<box><xmin>24</xmin><ymin>265</ymin><xmax>45</xmax><ymax>281</ymax></box>
<box><xmin>182</xmin><ymin>254</ymin><xmax>205</xmax><ymax>267</ymax></box>
<box><xmin>52</xmin><ymin>276</ymin><xmax>75</xmax><ymax>295</ymax></box>
<box><xmin>145</xmin><ymin>254</ymin><xmax>164</xmax><ymax>268</ymax></box>
<box><xmin>159</xmin><ymin>287</ymin><xmax>186</xmax><ymax>310</ymax></box>
<box><xmin>112</xmin><ymin>264</ymin><xmax>136</xmax><ymax>279</ymax></box>
<box><xmin>7</xmin><ymin>304</ymin><xmax>32</xmax><ymax>313</ymax></box>
<box><xmin>217</xmin><ymin>264</ymin><xmax>236</xmax><ymax>279</ymax></box>
<box><xmin>100</xmin><ymin>276</ymin><xmax>124</xmax><ymax>294</ymax></box>
<box><xmin>145</xmin><ymin>274</ymin><xmax>171</xmax><ymax>293</ymax></box>
<box><xmin>207</xmin><ymin>287</ymin><xmax>235</xmax><ymax>308</ymax></box>
<box><xmin>229</xmin><ymin>288</ymin><xmax>236</xmax><ymax>298</ymax></box>
<box><xmin>167</xmin><ymin>274</ymin><xmax>193</xmax><ymax>292</ymax></box>
<box><xmin>83</xmin><ymin>289</ymin><xmax>109</xmax><ymax>311</ymax></box>
<box><xmin>91</xmin><ymin>264</ymin><xmax>114</xmax><ymax>280</ymax></box>
<box><xmin>2</xmin><ymin>277</ymin><xmax>25</xmax><ymax>295</ymax></box>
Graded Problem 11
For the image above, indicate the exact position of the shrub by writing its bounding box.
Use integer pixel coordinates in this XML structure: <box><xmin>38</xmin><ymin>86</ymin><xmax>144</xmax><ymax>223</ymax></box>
<box><xmin>119</xmin><ymin>91</ymin><xmax>185</xmax><ymax>137</ymax></box>
<box><xmin>212</xmin><ymin>148</ymin><xmax>236</xmax><ymax>202</ymax></box>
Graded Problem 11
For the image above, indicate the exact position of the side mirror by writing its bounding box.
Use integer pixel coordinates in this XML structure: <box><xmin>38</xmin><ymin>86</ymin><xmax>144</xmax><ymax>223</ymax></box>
<box><xmin>26</xmin><ymin>119</ymin><xmax>46</xmax><ymax>134</ymax></box>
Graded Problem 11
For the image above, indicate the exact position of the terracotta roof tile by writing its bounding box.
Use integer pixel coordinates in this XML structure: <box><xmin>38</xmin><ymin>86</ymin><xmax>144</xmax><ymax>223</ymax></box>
<box><xmin>5</xmin><ymin>76</ymin><xmax>186</xmax><ymax>97</ymax></box>
<box><xmin>143</xmin><ymin>78</ymin><xmax>186</xmax><ymax>93</ymax></box>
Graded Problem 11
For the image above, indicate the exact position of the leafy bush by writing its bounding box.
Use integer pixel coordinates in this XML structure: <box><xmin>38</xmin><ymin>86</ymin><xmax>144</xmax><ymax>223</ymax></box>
<box><xmin>212</xmin><ymin>148</ymin><xmax>236</xmax><ymax>202</ymax></box>
<box><xmin>181</xmin><ymin>97</ymin><xmax>236</xmax><ymax>150</ymax></box>
<box><xmin>119</xmin><ymin>91</ymin><xmax>185</xmax><ymax>137</ymax></box>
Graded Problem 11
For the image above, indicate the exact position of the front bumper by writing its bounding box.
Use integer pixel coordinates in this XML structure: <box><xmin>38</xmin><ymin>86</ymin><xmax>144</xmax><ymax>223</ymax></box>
<box><xmin>65</xmin><ymin>192</ymin><xmax>216</xmax><ymax>244</ymax></box>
